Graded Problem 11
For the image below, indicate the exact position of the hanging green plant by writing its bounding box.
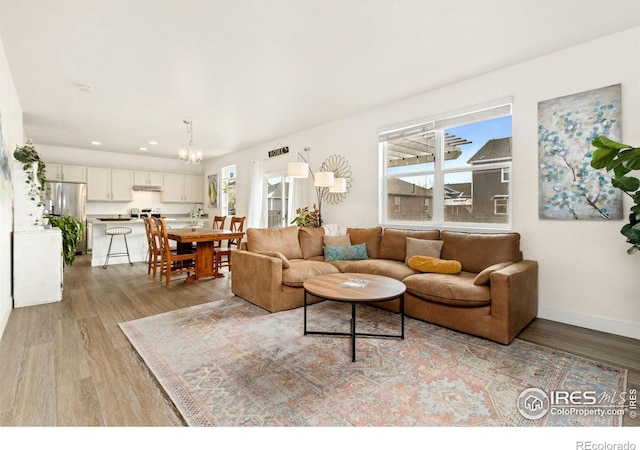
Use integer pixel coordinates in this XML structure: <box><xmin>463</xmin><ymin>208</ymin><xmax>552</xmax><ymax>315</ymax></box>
<box><xmin>47</xmin><ymin>215</ymin><xmax>84</xmax><ymax>266</ymax></box>
<box><xmin>13</xmin><ymin>139</ymin><xmax>46</xmax><ymax>202</ymax></box>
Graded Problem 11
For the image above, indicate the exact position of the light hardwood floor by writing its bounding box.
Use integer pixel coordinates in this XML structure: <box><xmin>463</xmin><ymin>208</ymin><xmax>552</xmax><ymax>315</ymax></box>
<box><xmin>1</xmin><ymin>254</ymin><xmax>638</xmax><ymax>426</ymax></box>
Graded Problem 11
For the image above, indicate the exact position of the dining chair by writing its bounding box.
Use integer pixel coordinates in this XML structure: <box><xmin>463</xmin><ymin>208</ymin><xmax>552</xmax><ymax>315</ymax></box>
<box><xmin>155</xmin><ymin>217</ymin><xmax>198</xmax><ymax>286</ymax></box>
<box><xmin>214</xmin><ymin>216</ymin><xmax>246</xmax><ymax>274</ymax></box>
<box><xmin>143</xmin><ymin>217</ymin><xmax>162</xmax><ymax>277</ymax></box>
<box><xmin>212</xmin><ymin>215</ymin><xmax>226</xmax><ymax>229</ymax></box>
<box><xmin>211</xmin><ymin>215</ymin><xmax>227</xmax><ymax>251</ymax></box>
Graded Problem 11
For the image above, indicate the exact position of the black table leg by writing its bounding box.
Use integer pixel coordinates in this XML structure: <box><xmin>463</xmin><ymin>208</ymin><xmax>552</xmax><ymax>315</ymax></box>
<box><xmin>303</xmin><ymin>290</ymin><xmax>308</xmax><ymax>335</ymax></box>
<box><xmin>351</xmin><ymin>303</ymin><xmax>356</xmax><ymax>362</ymax></box>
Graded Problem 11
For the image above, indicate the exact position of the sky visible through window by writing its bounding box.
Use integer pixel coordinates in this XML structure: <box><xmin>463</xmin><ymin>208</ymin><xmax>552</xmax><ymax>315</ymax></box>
<box><xmin>388</xmin><ymin>115</ymin><xmax>512</xmax><ymax>185</ymax></box>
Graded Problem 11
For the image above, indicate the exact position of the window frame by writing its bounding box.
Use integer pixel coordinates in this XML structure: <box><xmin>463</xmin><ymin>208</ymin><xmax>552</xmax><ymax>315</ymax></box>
<box><xmin>379</xmin><ymin>98</ymin><xmax>513</xmax><ymax>232</ymax></box>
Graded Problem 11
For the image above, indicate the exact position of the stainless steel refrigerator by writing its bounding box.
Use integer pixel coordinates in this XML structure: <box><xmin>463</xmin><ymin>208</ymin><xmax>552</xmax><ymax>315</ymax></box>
<box><xmin>44</xmin><ymin>181</ymin><xmax>88</xmax><ymax>254</ymax></box>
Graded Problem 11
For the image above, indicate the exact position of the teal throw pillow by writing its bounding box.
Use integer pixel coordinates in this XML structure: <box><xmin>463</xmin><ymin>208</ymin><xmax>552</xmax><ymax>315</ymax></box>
<box><xmin>324</xmin><ymin>243</ymin><xmax>368</xmax><ymax>261</ymax></box>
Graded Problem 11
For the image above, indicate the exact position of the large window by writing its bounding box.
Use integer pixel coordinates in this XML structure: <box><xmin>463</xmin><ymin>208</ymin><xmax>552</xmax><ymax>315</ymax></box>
<box><xmin>380</xmin><ymin>99</ymin><xmax>512</xmax><ymax>229</ymax></box>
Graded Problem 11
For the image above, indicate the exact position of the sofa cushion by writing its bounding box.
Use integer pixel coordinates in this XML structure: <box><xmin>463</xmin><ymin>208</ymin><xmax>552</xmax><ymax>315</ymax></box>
<box><xmin>247</xmin><ymin>226</ymin><xmax>303</xmax><ymax>260</ymax></box>
<box><xmin>403</xmin><ymin>272</ymin><xmax>491</xmax><ymax>307</ymax></box>
<box><xmin>323</xmin><ymin>234</ymin><xmax>351</xmax><ymax>247</ymax></box>
<box><xmin>405</xmin><ymin>237</ymin><xmax>444</xmax><ymax>263</ymax></box>
<box><xmin>378</xmin><ymin>229</ymin><xmax>440</xmax><ymax>262</ymax></box>
<box><xmin>473</xmin><ymin>261</ymin><xmax>514</xmax><ymax>285</ymax></box>
<box><xmin>298</xmin><ymin>227</ymin><xmax>324</xmax><ymax>259</ymax></box>
<box><xmin>440</xmin><ymin>231</ymin><xmax>522</xmax><ymax>273</ymax></box>
<box><xmin>407</xmin><ymin>256</ymin><xmax>462</xmax><ymax>274</ymax></box>
<box><xmin>281</xmin><ymin>260</ymin><xmax>339</xmax><ymax>287</ymax></box>
<box><xmin>342</xmin><ymin>259</ymin><xmax>418</xmax><ymax>281</ymax></box>
<box><xmin>346</xmin><ymin>227</ymin><xmax>383</xmax><ymax>259</ymax></box>
<box><xmin>256</xmin><ymin>251</ymin><xmax>291</xmax><ymax>269</ymax></box>
<box><xmin>324</xmin><ymin>243</ymin><xmax>368</xmax><ymax>261</ymax></box>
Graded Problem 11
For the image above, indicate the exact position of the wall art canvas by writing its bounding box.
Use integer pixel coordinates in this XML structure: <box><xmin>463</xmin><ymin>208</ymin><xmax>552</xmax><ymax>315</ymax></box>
<box><xmin>208</xmin><ymin>174</ymin><xmax>218</xmax><ymax>208</ymax></box>
<box><xmin>0</xmin><ymin>111</ymin><xmax>12</xmax><ymax>202</ymax></box>
<box><xmin>538</xmin><ymin>84</ymin><xmax>622</xmax><ymax>220</ymax></box>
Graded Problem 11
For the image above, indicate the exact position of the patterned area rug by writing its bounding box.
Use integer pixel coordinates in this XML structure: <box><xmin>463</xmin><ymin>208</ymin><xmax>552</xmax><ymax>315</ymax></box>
<box><xmin>119</xmin><ymin>297</ymin><xmax>626</xmax><ymax>426</ymax></box>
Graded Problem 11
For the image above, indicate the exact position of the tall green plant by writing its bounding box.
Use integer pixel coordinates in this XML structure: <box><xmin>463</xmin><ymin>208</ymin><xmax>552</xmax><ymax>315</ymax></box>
<box><xmin>590</xmin><ymin>136</ymin><xmax>640</xmax><ymax>254</ymax></box>
<box><xmin>48</xmin><ymin>215</ymin><xmax>84</xmax><ymax>266</ymax></box>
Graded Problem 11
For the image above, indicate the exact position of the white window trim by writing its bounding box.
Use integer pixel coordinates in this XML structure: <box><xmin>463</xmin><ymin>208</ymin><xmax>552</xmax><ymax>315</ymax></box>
<box><xmin>379</xmin><ymin>98</ymin><xmax>513</xmax><ymax>232</ymax></box>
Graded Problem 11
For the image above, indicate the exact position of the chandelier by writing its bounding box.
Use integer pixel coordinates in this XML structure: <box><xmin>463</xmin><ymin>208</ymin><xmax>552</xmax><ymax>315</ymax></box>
<box><xmin>178</xmin><ymin>119</ymin><xmax>203</xmax><ymax>165</ymax></box>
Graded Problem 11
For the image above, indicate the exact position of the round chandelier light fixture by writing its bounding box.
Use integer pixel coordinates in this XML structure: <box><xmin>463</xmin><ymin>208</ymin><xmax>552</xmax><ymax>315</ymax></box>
<box><xmin>178</xmin><ymin>119</ymin><xmax>203</xmax><ymax>165</ymax></box>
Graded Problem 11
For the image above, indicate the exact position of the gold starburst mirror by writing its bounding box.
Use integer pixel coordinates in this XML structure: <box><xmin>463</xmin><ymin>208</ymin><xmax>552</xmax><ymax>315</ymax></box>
<box><xmin>318</xmin><ymin>154</ymin><xmax>352</xmax><ymax>204</ymax></box>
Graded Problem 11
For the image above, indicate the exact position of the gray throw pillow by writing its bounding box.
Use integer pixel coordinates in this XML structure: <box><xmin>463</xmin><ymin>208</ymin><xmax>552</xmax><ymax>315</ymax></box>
<box><xmin>405</xmin><ymin>237</ymin><xmax>444</xmax><ymax>264</ymax></box>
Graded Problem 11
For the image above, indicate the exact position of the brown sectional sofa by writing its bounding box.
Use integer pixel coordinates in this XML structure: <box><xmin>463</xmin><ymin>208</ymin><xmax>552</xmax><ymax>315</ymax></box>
<box><xmin>231</xmin><ymin>226</ymin><xmax>538</xmax><ymax>344</ymax></box>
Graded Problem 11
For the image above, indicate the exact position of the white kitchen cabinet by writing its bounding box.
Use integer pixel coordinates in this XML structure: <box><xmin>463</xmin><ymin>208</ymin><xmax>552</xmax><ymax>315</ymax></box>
<box><xmin>162</xmin><ymin>173</ymin><xmax>203</xmax><ymax>203</ymax></box>
<box><xmin>87</xmin><ymin>167</ymin><xmax>133</xmax><ymax>201</ymax></box>
<box><xmin>134</xmin><ymin>170</ymin><xmax>163</xmax><ymax>186</ymax></box>
<box><xmin>46</xmin><ymin>164</ymin><xmax>86</xmax><ymax>183</ymax></box>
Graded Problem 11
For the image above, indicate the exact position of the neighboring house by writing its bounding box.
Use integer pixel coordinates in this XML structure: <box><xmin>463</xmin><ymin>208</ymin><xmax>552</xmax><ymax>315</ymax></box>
<box><xmin>386</xmin><ymin>178</ymin><xmax>433</xmax><ymax>221</ymax></box>
<box><xmin>466</xmin><ymin>137</ymin><xmax>512</xmax><ymax>221</ymax></box>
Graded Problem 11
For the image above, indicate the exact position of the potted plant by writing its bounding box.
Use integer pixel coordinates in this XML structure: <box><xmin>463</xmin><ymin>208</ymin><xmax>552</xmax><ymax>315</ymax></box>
<box><xmin>290</xmin><ymin>205</ymin><xmax>320</xmax><ymax>227</ymax></box>
<box><xmin>47</xmin><ymin>214</ymin><xmax>84</xmax><ymax>266</ymax></box>
<box><xmin>590</xmin><ymin>136</ymin><xmax>640</xmax><ymax>254</ymax></box>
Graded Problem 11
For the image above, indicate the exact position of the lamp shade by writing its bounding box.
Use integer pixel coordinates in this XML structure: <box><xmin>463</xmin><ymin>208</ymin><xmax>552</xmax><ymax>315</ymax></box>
<box><xmin>288</xmin><ymin>161</ymin><xmax>309</xmax><ymax>178</ymax></box>
<box><xmin>314</xmin><ymin>171</ymin><xmax>334</xmax><ymax>187</ymax></box>
<box><xmin>329</xmin><ymin>177</ymin><xmax>347</xmax><ymax>193</ymax></box>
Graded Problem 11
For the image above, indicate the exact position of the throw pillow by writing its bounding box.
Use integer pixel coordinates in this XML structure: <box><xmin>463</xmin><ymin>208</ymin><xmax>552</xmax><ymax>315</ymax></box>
<box><xmin>473</xmin><ymin>261</ymin><xmax>514</xmax><ymax>285</ymax></box>
<box><xmin>405</xmin><ymin>237</ymin><xmax>444</xmax><ymax>263</ymax></box>
<box><xmin>407</xmin><ymin>256</ymin><xmax>462</xmax><ymax>274</ymax></box>
<box><xmin>323</xmin><ymin>234</ymin><xmax>351</xmax><ymax>247</ymax></box>
<box><xmin>256</xmin><ymin>251</ymin><xmax>291</xmax><ymax>269</ymax></box>
<box><xmin>247</xmin><ymin>226</ymin><xmax>303</xmax><ymax>260</ymax></box>
<box><xmin>324</xmin><ymin>243</ymin><xmax>368</xmax><ymax>261</ymax></box>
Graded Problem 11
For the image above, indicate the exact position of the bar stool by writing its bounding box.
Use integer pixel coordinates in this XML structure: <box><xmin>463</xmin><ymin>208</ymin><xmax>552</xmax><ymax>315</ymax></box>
<box><xmin>103</xmin><ymin>227</ymin><xmax>134</xmax><ymax>269</ymax></box>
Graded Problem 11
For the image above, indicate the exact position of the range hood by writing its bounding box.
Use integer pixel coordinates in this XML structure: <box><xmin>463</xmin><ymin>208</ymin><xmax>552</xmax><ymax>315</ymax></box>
<box><xmin>132</xmin><ymin>185</ymin><xmax>163</xmax><ymax>192</ymax></box>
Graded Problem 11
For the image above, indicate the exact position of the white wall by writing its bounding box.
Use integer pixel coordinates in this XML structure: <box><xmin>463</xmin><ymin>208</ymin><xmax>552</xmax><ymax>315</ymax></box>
<box><xmin>37</xmin><ymin>144</ymin><xmax>205</xmax><ymax>216</ymax></box>
<box><xmin>0</xmin><ymin>32</ymin><xmax>24</xmax><ymax>338</ymax></box>
<box><xmin>203</xmin><ymin>27</ymin><xmax>640</xmax><ymax>339</ymax></box>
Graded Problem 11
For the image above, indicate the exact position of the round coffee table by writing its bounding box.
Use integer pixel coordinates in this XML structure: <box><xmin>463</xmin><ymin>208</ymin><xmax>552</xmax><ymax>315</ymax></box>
<box><xmin>303</xmin><ymin>273</ymin><xmax>406</xmax><ymax>362</ymax></box>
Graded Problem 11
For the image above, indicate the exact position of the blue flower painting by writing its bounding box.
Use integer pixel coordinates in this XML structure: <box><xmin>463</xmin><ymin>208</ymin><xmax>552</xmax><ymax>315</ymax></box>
<box><xmin>538</xmin><ymin>84</ymin><xmax>622</xmax><ymax>220</ymax></box>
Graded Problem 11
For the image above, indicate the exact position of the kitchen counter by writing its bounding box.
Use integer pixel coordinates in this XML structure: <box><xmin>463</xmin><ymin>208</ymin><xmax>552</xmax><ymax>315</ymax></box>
<box><xmin>88</xmin><ymin>215</ymin><xmax>209</xmax><ymax>267</ymax></box>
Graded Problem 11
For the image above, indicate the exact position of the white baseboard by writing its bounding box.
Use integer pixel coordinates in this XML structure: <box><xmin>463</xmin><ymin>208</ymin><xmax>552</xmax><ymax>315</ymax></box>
<box><xmin>537</xmin><ymin>305</ymin><xmax>640</xmax><ymax>340</ymax></box>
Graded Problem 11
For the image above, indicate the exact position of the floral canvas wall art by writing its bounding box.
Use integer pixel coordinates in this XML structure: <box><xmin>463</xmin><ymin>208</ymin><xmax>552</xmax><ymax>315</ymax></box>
<box><xmin>538</xmin><ymin>84</ymin><xmax>622</xmax><ymax>220</ymax></box>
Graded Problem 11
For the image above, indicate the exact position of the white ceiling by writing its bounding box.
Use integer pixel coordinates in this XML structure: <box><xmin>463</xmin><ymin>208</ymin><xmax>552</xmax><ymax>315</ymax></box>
<box><xmin>1</xmin><ymin>0</ymin><xmax>639</xmax><ymax>160</ymax></box>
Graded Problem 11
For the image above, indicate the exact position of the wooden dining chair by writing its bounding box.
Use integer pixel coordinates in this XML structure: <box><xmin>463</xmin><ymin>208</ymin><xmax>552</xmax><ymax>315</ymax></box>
<box><xmin>211</xmin><ymin>215</ymin><xmax>227</xmax><ymax>251</ymax></box>
<box><xmin>214</xmin><ymin>216</ymin><xmax>245</xmax><ymax>274</ymax></box>
<box><xmin>212</xmin><ymin>215</ymin><xmax>226</xmax><ymax>229</ymax></box>
<box><xmin>155</xmin><ymin>218</ymin><xmax>198</xmax><ymax>286</ymax></box>
<box><xmin>143</xmin><ymin>216</ymin><xmax>162</xmax><ymax>278</ymax></box>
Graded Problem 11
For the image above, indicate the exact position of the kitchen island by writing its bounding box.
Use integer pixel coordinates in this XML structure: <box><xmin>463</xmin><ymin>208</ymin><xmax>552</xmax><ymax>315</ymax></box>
<box><xmin>88</xmin><ymin>216</ymin><xmax>207</xmax><ymax>267</ymax></box>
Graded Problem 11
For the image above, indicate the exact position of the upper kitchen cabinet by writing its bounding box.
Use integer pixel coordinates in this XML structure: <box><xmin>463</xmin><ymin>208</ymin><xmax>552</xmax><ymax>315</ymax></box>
<box><xmin>133</xmin><ymin>170</ymin><xmax>163</xmax><ymax>187</ymax></box>
<box><xmin>87</xmin><ymin>167</ymin><xmax>133</xmax><ymax>201</ymax></box>
<box><xmin>162</xmin><ymin>173</ymin><xmax>203</xmax><ymax>203</ymax></box>
<box><xmin>46</xmin><ymin>164</ymin><xmax>86</xmax><ymax>183</ymax></box>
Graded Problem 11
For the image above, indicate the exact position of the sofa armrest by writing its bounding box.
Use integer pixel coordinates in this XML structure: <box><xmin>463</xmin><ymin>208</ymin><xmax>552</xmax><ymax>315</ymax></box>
<box><xmin>231</xmin><ymin>250</ymin><xmax>283</xmax><ymax>310</ymax></box>
<box><xmin>488</xmin><ymin>260</ymin><xmax>538</xmax><ymax>342</ymax></box>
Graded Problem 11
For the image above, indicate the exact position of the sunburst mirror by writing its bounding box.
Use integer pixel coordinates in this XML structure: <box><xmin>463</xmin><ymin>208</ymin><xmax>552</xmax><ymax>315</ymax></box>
<box><xmin>318</xmin><ymin>154</ymin><xmax>352</xmax><ymax>204</ymax></box>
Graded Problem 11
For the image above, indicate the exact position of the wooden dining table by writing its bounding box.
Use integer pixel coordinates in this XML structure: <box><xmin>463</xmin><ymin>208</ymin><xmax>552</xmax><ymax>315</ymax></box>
<box><xmin>166</xmin><ymin>228</ymin><xmax>244</xmax><ymax>280</ymax></box>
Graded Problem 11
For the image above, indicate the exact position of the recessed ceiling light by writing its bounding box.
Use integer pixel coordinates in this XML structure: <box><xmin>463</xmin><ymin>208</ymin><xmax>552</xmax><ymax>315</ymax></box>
<box><xmin>78</xmin><ymin>84</ymin><xmax>93</xmax><ymax>92</ymax></box>
<box><xmin>91</xmin><ymin>141</ymin><xmax>101</xmax><ymax>146</ymax></box>
<box><xmin>139</xmin><ymin>147</ymin><xmax>148</xmax><ymax>151</ymax></box>
<box><xmin>149</xmin><ymin>141</ymin><xmax>158</xmax><ymax>145</ymax></box>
